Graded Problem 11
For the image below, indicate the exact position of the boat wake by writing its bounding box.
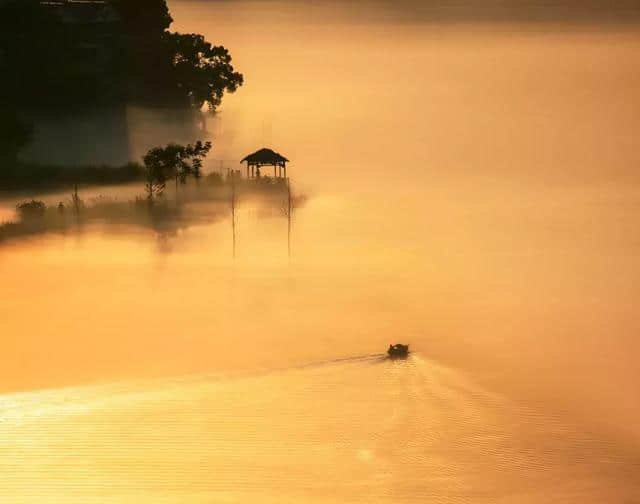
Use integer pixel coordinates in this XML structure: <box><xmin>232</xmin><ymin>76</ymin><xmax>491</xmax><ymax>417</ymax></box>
<box><xmin>291</xmin><ymin>353</ymin><xmax>387</xmax><ymax>370</ymax></box>
<box><xmin>0</xmin><ymin>351</ymin><xmax>401</xmax><ymax>422</ymax></box>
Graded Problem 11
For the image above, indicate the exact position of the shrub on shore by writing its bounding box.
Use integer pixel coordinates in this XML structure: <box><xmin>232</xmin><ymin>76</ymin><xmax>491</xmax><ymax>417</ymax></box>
<box><xmin>16</xmin><ymin>200</ymin><xmax>46</xmax><ymax>220</ymax></box>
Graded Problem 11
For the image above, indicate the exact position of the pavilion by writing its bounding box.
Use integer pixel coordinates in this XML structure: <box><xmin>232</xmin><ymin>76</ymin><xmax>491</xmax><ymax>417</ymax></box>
<box><xmin>241</xmin><ymin>148</ymin><xmax>289</xmax><ymax>180</ymax></box>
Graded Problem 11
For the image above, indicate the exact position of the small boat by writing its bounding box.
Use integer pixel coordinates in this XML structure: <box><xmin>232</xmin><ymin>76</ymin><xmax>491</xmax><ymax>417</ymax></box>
<box><xmin>387</xmin><ymin>344</ymin><xmax>409</xmax><ymax>359</ymax></box>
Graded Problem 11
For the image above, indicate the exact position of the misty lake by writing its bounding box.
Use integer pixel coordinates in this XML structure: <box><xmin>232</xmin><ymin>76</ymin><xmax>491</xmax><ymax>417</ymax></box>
<box><xmin>1</xmin><ymin>1</ymin><xmax>640</xmax><ymax>502</ymax></box>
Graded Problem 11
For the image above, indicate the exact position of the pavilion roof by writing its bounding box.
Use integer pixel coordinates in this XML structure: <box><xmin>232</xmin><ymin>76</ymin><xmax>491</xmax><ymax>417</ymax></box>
<box><xmin>241</xmin><ymin>148</ymin><xmax>289</xmax><ymax>165</ymax></box>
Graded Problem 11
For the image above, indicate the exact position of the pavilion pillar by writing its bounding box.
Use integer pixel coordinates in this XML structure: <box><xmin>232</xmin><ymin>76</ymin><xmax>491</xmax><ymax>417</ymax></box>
<box><xmin>246</xmin><ymin>165</ymin><xmax>249</xmax><ymax>179</ymax></box>
<box><xmin>284</xmin><ymin>165</ymin><xmax>287</xmax><ymax>180</ymax></box>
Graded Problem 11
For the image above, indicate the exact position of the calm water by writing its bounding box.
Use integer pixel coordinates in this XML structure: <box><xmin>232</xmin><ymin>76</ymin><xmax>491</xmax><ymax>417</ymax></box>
<box><xmin>1</xmin><ymin>1</ymin><xmax>640</xmax><ymax>502</ymax></box>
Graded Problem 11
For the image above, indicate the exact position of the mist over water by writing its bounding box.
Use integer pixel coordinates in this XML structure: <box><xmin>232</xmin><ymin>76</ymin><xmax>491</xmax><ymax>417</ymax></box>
<box><xmin>1</xmin><ymin>1</ymin><xmax>640</xmax><ymax>502</ymax></box>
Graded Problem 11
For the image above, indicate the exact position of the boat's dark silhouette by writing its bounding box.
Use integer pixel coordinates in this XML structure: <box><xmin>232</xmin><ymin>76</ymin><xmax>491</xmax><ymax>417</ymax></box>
<box><xmin>387</xmin><ymin>344</ymin><xmax>409</xmax><ymax>359</ymax></box>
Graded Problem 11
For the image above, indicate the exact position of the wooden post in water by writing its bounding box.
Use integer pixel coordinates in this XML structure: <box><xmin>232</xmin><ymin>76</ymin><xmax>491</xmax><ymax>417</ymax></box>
<box><xmin>73</xmin><ymin>184</ymin><xmax>78</xmax><ymax>212</ymax></box>
<box><xmin>287</xmin><ymin>178</ymin><xmax>292</xmax><ymax>262</ymax></box>
<box><xmin>72</xmin><ymin>183</ymin><xmax>80</xmax><ymax>218</ymax></box>
<box><xmin>71</xmin><ymin>183</ymin><xmax>82</xmax><ymax>228</ymax></box>
<box><xmin>231</xmin><ymin>171</ymin><xmax>236</xmax><ymax>259</ymax></box>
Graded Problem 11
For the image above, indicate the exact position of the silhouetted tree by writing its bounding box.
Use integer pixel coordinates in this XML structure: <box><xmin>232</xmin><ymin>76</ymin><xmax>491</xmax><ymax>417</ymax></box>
<box><xmin>183</xmin><ymin>141</ymin><xmax>212</xmax><ymax>181</ymax></box>
<box><xmin>164</xmin><ymin>33</ymin><xmax>244</xmax><ymax>111</ymax></box>
<box><xmin>143</xmin><ymin>147</ymin><xmax>171</xmax><ymax>201</ymax></box>
<box><xmin>109</xmin><ymin>0</ymin><xmax>242</xmax><ymax>110</ymax></box>
<box><xmin>142</xmin><ymin>141</ymin><xmax>212</xmax><ymax>200</ymax></box>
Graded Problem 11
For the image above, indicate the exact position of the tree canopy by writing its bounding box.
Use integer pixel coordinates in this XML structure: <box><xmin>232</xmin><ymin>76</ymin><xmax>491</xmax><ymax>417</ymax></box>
<box><xmin>110</xmin><ymin>0</ymin><xmax>173</xmax><ymax>34</ymax></box>
<box><xmin>143</xmin><ymin>141</ymin><xmax>212</xmax><ymax>200</ymax></box>
<box><xmin>165</xmin><ymin>33</ymin><xmax>244</xmax><ymax>110</ymax></box>
<box><xmin>0</xmin><ymin>0</ymin><xmax>243</xmax><ymax>111</ymax></box>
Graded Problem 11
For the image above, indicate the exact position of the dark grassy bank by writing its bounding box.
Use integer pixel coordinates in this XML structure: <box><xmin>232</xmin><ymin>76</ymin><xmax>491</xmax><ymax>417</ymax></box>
<box><xmin>0</xmin><ymin>161</ymin><xmax>144</xmax><ymax>192</ymax></box>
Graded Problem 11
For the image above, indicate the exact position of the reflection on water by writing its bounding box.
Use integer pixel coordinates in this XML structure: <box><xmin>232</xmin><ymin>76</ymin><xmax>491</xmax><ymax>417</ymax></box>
<box><xmin>2</xmin><ymin>0</ymin><xmax>640</xmax><ymax>502</ymax></box>
<box><xmin>0</xmin><ymin>177</ymin><xmax>301</xmax><ymax>249</ymax></box>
